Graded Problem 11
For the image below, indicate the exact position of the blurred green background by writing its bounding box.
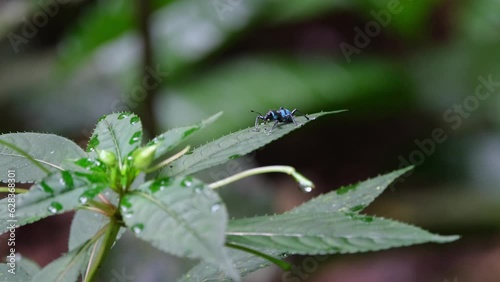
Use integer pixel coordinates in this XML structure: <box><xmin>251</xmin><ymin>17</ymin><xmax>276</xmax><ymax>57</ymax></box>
<box><xmin>1</xmin><ymin>0</ymin><xmax>500</xmax><ymax>281</ymax></box>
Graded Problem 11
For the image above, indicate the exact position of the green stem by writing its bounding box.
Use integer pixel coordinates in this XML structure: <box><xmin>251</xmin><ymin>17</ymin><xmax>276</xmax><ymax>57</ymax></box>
<box><xmin>0</xmin><ymin>139</ymin><xmax>51</xmax><ymax>174</ymax></box>
<box><xmin>207</xmin><ymin>165</ymin><xmax>314</xmax><ymax>191</ymax></box>
<box><xmin>225</xmin><ymin>242</ymin><xmax>291</xmax><ymax>271</ymax></box>
<box><xmin>84</xmin><ymin>217</ymin><xmax>121</xmax><ymax>282</ymax></box>
<box><xmin>0</xmin><ymin>187</ymin><xmax>29</xmax><ymax>193</ymax></box>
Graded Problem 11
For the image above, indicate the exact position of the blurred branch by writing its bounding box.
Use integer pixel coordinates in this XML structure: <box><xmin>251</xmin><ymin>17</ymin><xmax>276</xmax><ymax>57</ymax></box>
<box><xmin>136</xmin><ymin>0</ymin><xmax>158</xmax><ymax>137</ymax></box>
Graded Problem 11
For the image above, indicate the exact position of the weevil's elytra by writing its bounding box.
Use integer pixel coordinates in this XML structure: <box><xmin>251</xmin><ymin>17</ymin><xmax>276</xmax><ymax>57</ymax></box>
<box><xmin>251</xmin><ymin>107</ymin><xmax>310</xmax><ymax>133</ymax></box>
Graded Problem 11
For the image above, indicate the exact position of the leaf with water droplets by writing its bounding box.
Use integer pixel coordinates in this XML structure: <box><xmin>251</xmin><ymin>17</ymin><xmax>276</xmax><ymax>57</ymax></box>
<box><xmin>0</xmin><ymin>263</ymin><xmax>33</xmax><ymax>281</ymax></box>
<box><xmin>160</xmin><ymin>111</ymin><xmax>346</xmax><ymax>177</ymax></box>
<box><xmin>290</xmin><ymin>166</ymin><xmax>413</xmax><ymax>214</ymax></box>
<box><xmin>0</xmin><ymin>133</ymin><xmax>87</xmax><ymax>183</ymax></box>
<box><xmin>87</xmin><ymin>112</ymin><xmax>143</xmax><ymax>163</ymax></box>
<box><xmin>121</xmin><ymin>177</ymin><xmax>239</xmax><ymax>281</ymax></box>
<box><xmin>148</xmin><ymin>112</ymin><xmax>223</xmax><ymax>164</ymax></box>
<box><xmin>226</xmin><ymin>212</ymin><xmax>459</xmax><ymax>255</ymax></box>
<box><xmin>0</xmin><ymin>172</ymin><xmax>90</xmax><ymax>235</ymax></box>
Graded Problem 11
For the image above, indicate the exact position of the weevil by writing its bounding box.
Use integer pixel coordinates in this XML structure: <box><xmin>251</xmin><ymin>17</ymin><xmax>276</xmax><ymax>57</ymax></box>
<box><xmin>251</xmin><ymin>107</ymin><xmax>310</xmax><ymax>133</ymax></box>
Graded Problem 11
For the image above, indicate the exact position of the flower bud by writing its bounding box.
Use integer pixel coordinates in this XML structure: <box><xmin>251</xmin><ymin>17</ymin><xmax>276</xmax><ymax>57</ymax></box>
<box><xmin>98</xmin><ymin>150</ymin><xmax>117</xmax><ymax>167</ymax></box>
<box><xmin>132</xmin><ymin>145</ymin><xmax>158</xmax><ymax>170</ymax></box>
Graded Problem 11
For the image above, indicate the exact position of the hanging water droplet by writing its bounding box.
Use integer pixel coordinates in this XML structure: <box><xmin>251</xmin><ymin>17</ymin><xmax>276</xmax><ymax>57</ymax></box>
<box><xmin>130</xmin><ymin>116</ymin><xmax>140</xmax><ymax>125</ymax></box>
<box><xmin>129</xmin><ymin>131</ymin><xmax>142</xmax><ymax>145</ymax></box>
<box><xmin>210</xmin><ymin>203</ymin><xmax>221</xmax><ymax>213</ymax></box>
<box><xmin>131</xmin><ymin>223</ymin><xmax>144</xmax><ymax>234</ymax></box>
<box><xmin>298</xmin><ymin>183</ymin><xmax>313</xmax><ymax>193</ymax></box>
<box><xmin>48</xmin><ymin>202</ymin><xmax>63</xmax><ymax>213</ymax></box>
<box><xmin>181</xmin><ymin>177</ymin><xmax>193</xmax><ymax>187</ymax></box>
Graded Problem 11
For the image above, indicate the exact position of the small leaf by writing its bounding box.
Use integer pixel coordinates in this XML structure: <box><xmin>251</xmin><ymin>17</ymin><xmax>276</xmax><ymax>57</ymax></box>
<box><xmin>0</xmin><ymin>172</ymin><xmax>90</xmax><ymax>235</ymax></box>
<box><xmin>121</xmin><ymin>177</ymin><xmax>239</xmax><ymax>281</ymax></box>
<box><xmin>148</xmin><ymin>111</ymin><xmax>223</xmax><ymax>163</ymax></box>
<box><xmin>290</xmin><ymin>166</ymin><xmax>413</xmax><ymax>214</ymax></box>
<box><xmin>161</xmin><ymin>111</ymin><xmax>346</xmax><ymax>177</ymax></box>
<box><xmin>226</xmin><ymin>213</ymin><xmax>459</xmax><ymax>255</ymax></box>
<box><xmin>31</xmin><ymin>240</ymin><xmax>92</xmax><ymax>282</ymax></box>
<box><xmin>0</xmin><ymin>133</ymin><xmax>86</xmax><ymax>183</ymax></box>
<box><xmin>87</xmin><ymin>112</ymin><xmax>143</xmax><ymax>163</ymax></box>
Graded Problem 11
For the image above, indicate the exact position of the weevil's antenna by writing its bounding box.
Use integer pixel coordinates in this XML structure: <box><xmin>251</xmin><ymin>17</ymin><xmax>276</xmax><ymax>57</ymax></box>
<box><xmin>251</xmin><ymin>110</ymin><xmax>263</xmax><ymax>116</ymax></box>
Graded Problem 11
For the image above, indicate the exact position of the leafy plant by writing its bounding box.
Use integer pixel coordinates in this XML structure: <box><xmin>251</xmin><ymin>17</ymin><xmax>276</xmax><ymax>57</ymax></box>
<box><xmin>0</xmin><ymin>110</ymin><xmax>458</xmax><ymax>282</ymax></box>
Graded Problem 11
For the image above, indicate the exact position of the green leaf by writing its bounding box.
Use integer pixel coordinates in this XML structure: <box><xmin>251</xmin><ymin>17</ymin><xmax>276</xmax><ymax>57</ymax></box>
<box><xmin>87</xmin><ymin>112</ymin><xmax>143</xmax><ymax>162</ymax></box>
<box><xmin>31</xmin><ymin>240</ymin><xmax>92</xmax><ymax>282</ymax></box>
<box><xmin>290</xmin><ymin>166</ymin><xmax>413</xmax><ymax>214</ymax></box>
<box><xmin>160</xmin><ymin>110</ymin><xmax>346</xmax><ymax>177</ymax></box>
<box><xmin>148</xmin><ymin>111</ymin><xmax>222</xmax><ymax>163</ymax></box>
<box><xmin>0</xmin><ymin>263</ymin><xmax>32</xmax><ymax>281</ymax></box>
<box><xmin>0</xmin><ymin>133</ymin><xmax>86</xmax><ymax>183</ymax></box>
<box><xmin>121</xmin><ymin>177</ymin><xmax>239</xmax><ymax>281</ymax></box>
<box><xmin>178</xmin><ymin>248</ymin><xmax>280</xmax><ymax>282</ymax></box>
<box><xmin>17</xmin><ymin>257</ymin><xmax>41</xmax><ymax>277</ymax></box>
<box><xmin>0</xmin><ymin>172</ymin><xmax>90</xmax><ymax>235</ymax></box>
<box><xmin>226</xmin><ymin>213</ymin><xmax>459</xmax><ymax>255</ymax></box>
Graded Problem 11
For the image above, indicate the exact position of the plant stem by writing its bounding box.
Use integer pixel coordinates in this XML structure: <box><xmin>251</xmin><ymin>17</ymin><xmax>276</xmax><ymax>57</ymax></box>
<box><xmin>207</xmin><ymin>165</ymin><xmax>315</xmax><ymax>191</ymax></box>
<box><xmin>225</xmin><ymin>242</ymin><xmax>291</xmax><ymax>270</ymax></box>
<box><xmin>136</xmin><ymin>0</ymin><xmax>158</xmax><ymax>138</ymax></box>
<box><xmin>144</xmin><ymin>146</ymin><xmax>190</xmax><ymax>173</ymax></box>
<box><xmin>84</xmin><ymin>217</ymin><xmax>121</xmax><ymax>282</ymax></box>
<box><xmin>0</xmin><ymin>187</ymin><xmax>29</xmax><ymax>193</ymax></box>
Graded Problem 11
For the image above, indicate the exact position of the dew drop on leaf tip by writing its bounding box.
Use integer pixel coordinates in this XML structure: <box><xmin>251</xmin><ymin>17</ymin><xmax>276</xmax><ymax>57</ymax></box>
<box><xmin>298</xmin><ymin>183</ymin><xmax>313</xmax><ymax>193</ymax></box>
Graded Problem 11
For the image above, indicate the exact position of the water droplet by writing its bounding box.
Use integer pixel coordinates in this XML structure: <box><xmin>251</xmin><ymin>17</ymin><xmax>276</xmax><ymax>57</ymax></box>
<box><xmin>60</xmin><ymin>171</ymin><xmax>75</xmax><ymax>189</ymax></box>
<box><xmin>131</xmin><ymin>223</ymin><xmax>144</xmax><ymax>234</ymax></box>
<box><xmin>298</xmin><ymin>183</ymin><xmax>313</xmax><ymax>193</ymax></box>
<box><xmin>210</xmin><ymin>203</ymin><xmax>221</xmax><ymax>213</ymax></box>
<box><xmin>350</xmin><ymin>205</ymin><xmax>365</xmax><ymax>213</ymax></box>
<box><xmin>87</xmin><ymin>135</ymin><xmax>100</xmax><ymax>152</ymax></box>
<box><xmin>149</xmin><ymin>178</ymin><xmax>172</xmax><ymax>193</ymax></box>
<box><xmin>130</xmin><ymin>116</ymin><xmax>140</xmax><ymax>125</ymax></box>
<box><xmin>376</xmin><ymin>186</ymin><xmax>382</xmax><ymax>190</ymax></box>
<box><xmin>228</xmin><ymin>154</ymin><xmax>241</xmax><ymax>160</ymax></box>
<box><xmin>181</xmin><ymin>177</ymin><xmax>193</xmax><ymax>187</ymax></box>
<box><xmin>79</xmin><ymin>196</ymin><xmax>88</xmax><ymax>204</ymax></box>
<box><xmin>182</xmin><ymin>127</ymin><xmax>199</xmax><ymax>138</ymax></box>
<box><xmin>50</xmin><ymin>151</ymin><xmax>54</xmax><ymax>154</ymax></box>
<box><xmin>129</xmin><ymin>131</ymin><xmax>142</xmax><ymax>145</ymax></box>
<box><xmin>74</xmin><ymin>158</ymin><xmax>94</xmax><ymax>169</ymax></box>
<box><xmin>118</xmin><ymin>113</ymin><xmax>129</xmax><ymax>120</ymax></box>
<box><xmin>39</xmin><ymin>181</ymin><xmax>54</xmax><ymax>194</ymax></box>
<box><xmin>48</xmin><ymin>202</ymin><xmax>63</xmax><ymax>213</ymax></box>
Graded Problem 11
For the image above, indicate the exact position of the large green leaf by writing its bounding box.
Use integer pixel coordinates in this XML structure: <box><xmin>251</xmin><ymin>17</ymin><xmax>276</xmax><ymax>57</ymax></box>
<box><xmin>31</xmin><ymin>240</ymin><xmax>92</xmax><ymax>282</ymax></box>
<box><xmin>226</xmin><ymin>212</ymin><xmax>459</xmax><ymax>255</ymax></box>
<box><xmin>0</xmin><ymin>263</ymin><xmax>32</xmax><ymax>281</ymax></box>
<box><xmin>290</xmin><ymin>166</ymin><xmax>413</xmax><ymax>214</ymax></box>
<box><xmin>178</xmin><ymin>248</ymin><xmax>280</xmax><ymax>282</ymax></box>
<box><xmin>121</xmin><ymin>177</ymin><xmax>239</xmax><ymax>280</ymax></box>
<box><xmin>0</xmin><ymin>172</ymin><xmax>89</xmax><ymax>234</ymax></box>
<box><xmin>0</xmin><ymin>133</ymin><xmax>86</xmax><ymax>183</ymax></box>
<box><xmin>147</xmin><ymin>112</ymin><xmax>222</xmax><ymax>162</ymax></box>
<box><xmin>160</xmin><ymin>110</ymin><xmax>345</xmax><ymax>177</ymax></box>
<box><xmin>87</xmin><ymin>112</ymin><xmax>143</xmax><ymax>162</ymax></box>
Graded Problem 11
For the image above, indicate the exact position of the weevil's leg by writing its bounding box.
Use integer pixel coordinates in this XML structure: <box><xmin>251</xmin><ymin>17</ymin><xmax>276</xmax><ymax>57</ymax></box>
<box><xmin>253</xmin><ymin>116</ymin><xmax>265</xmax><ymax>131</ymax></box>
<box><xmin>267</xmin><ymin>120</ymin><xmax>280</xmax><ymax>134</ymax></box>
<box><xmin>291</xmin><ymin>109</ymin><xmax>310</xmax><ymax>120</ymax></box>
